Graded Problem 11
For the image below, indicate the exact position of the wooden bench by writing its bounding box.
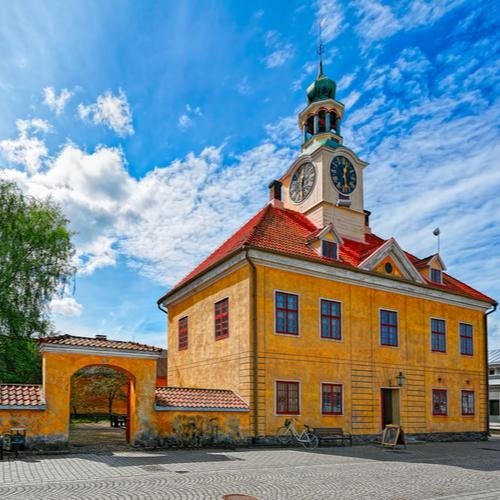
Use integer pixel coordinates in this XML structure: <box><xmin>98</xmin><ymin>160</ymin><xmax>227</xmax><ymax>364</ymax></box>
<box><xmin>110</xmin><ymin>414</ymin><xmax>127</xmax><ymax>428</ymax></box>
<box><xmin>313</xmin><ymin>427</ymin><xmax>352</xmax><ymax>447</ymax></box>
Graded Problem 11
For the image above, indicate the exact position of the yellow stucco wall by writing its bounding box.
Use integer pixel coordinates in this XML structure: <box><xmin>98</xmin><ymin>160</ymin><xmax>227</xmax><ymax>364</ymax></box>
<box><xmin>0</xmin><ymin>350</ymin><xmax>159</xmax><ymax>446</ymax></box>
<box><xmin>167</xmin><ymin>265</ymin><xmax>252</xmax><ymax>403</ymax></box>
<box><xmin>165</xmin><ymin>261</ymin><xmax>487</xmax><ymax>438</ymax></box>
<box><xmin>255</xmin><ymin>265</ymin><xmax>486</xmax><ymax>436</ymax></box>
<box><xmin>155</xmin><ymin>410</ymin><xmax>251</xmax><ymax>441</ymax></box>
<box><xmin>42</xmin><ymin>351</ymin><xmax>158</xmax><ymax>444</ymax></box>
<box><xmin>0</xmin><ymin>409</ymin><xmax>46</xmax><ymax>438</ymax></box>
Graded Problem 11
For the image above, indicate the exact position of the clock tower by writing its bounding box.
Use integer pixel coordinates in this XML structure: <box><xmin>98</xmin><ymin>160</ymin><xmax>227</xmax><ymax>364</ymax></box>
<box><xmin>281</xmin><ymin>60</ymin><xmax>368</xmax><ymax>242</ymax></box>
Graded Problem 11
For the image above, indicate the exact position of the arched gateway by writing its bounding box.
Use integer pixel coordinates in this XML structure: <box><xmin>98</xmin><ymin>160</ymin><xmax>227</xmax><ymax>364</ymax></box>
<box><xmin>0</xmin><ymin>335</ymin><xmax>162</xmax><ymax>446</ymax></box>
<box><xmin>0</xmin><ymin>334</ymin><xmax>250</xmax><ymax>449</ymax></box>
<box><xmin>38</xmin><ymin>335</ymin><xmax>161</xmax><ymax>446</ymax></box>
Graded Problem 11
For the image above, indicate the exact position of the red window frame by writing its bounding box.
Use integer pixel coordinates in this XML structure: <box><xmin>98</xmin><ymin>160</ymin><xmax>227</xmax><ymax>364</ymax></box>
<box><xmin>275</xmin><ymin>291</ymin><xmax>299</xmax><ymax>335</ymax></box>
<box><xmin>380</xmin><ymin>309</ymin><xmax>398</xmax><ymax>346</ymax></box>
<box><xmin>461</xmin><ymin>390</ymin><xmax>475</xmax><ymax>416</ymax></box>
<box><xmin>178</xmin><ymin>316</ymin><xmax>188</xmax><ymax>351</ymax></box>
<box><xmin>431</xmin><ymin>318</ymin><xmax>446</xmax><ymax>352</ymax></box>
<box><xmin>432</xmin><ymin>389</ymin><xmax>448</xmax><ymax>416</ymax></box>
<box><xmin>214</xmin><ymin>298</ymin><xmax>229</xmax><ymax>340</ymax></box>
<box><xmin>320</xmin><ymin>299</ymin><xmax>341</xmax><ymax>340</ymax></box>
<box><xmin>321</xmin><ymin>383</ymin><xmax>343</xmax><ymax>415</ymax></box>
<box><xmin>276</xmin><ymin>380</ymin><xmax>300</xmax><ymax>415</ymax></box>
<box><xmin>322</xmin><ymin>240</ymin><xmax>338</xmax><ymax>259</ymax></box>
<box><xmin>460</xmin><ymin>323</ymin><xmax>473</xmax><ymax>355</ymax></box>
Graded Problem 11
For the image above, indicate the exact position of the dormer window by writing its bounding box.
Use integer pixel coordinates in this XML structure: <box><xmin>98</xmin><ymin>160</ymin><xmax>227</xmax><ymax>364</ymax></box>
<box><xmin>322</xmin><ymin>240</ymin><xmax>338</xmax><ymax>259</ymax></box>
<box><xmin>430</xmin><ymin>268</ymin><xmax>442</xmax><ymax>284</ymax></box>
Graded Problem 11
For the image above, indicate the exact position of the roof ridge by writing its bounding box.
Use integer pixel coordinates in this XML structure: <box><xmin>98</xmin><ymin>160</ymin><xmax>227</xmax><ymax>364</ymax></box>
<box><xmin>157</xmin><ymin>386</ymin><xmax>236</xmax><ymax>392</ymax></box>
<box><xmin>41</xmin><ymin>333</ymin><xmax>154</xmax><ymax>346</ymax></box>
<box><xmin>0</xmin><ymin>383</ymin><xmax>43</xmax><ymax>387</ymax></box>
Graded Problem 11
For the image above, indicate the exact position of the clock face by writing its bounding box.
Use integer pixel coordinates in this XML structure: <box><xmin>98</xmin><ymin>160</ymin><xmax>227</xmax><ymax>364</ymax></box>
<box><xmin>289</xmin><ymin>162</ymin><xmax>316</xmax><ymax>203</ymax></box>
<box><xmin>330</xmin><ymin>155</ymin><xmax>357</xmax><ymax>195</ymax></box>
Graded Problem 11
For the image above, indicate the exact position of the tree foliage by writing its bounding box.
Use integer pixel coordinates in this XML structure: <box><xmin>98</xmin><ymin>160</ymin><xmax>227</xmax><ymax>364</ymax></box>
<box><xmin>0</xmin><ymin>179</ymin><xmax>75</xmax><ymax>382</ymax></box>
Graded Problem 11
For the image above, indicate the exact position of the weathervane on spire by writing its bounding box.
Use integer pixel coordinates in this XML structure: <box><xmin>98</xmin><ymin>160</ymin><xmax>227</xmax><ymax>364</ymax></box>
<box><xmin>317</xmin><ymin>18</ymin><xmax>326</xmax><ymax>77</ymax></box>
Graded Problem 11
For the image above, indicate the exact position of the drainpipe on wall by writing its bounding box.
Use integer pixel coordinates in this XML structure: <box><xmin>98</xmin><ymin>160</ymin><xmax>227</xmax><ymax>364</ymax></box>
<box><xmin>245</xmin><ymin>247</ymin><xmax>259</xmax><ymax>441</ymax></box>
<box><xmin>157</xmin><ymin>301</ymin><xmax>168</xmax><ymax>315</ymax></box>
<box><xmin>485</xmin><ymin>301</ymin><xmax>498</xmax><ymax>437</ymax></box>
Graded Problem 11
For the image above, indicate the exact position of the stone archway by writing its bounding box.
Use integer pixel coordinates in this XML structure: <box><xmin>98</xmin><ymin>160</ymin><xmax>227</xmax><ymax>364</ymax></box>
<box><xmin>39</xmin><ymin>335</ymin><xmax>161</xmax><ymax>447</ymax></box>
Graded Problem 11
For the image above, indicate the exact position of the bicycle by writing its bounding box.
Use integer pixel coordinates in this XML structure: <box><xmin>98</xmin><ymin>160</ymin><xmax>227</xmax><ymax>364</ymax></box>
<box><xmin>276</xmin><ymin>418</ymin><xmax>319</xmax><ymax>449</ymax></box>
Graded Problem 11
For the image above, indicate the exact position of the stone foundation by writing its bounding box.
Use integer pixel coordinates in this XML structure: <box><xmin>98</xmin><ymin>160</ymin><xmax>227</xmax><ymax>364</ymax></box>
<box><xmin>256</xmin><ymin>431</ymin><xmax>488</xmax><ymax>447</ymax></box>
<box><xmin>409</xmin><ymin>431</ymin><xmax>488</xmax><ymax>442</ymax></box>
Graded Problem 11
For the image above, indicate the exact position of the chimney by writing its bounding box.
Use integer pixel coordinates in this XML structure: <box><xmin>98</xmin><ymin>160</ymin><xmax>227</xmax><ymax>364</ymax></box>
<box><xmin>268</xmin><ymin>180</ymin><xmax>283</xmax><ymax>208</ymax></box>
<box><xmin>95</xmin><ymin>334</ymin><xmax>107</xmax><ymax>341</ymax></box>
<box><xmin>364</xmin><ymin>210</ymin><xmax>372</xmax><ymax>233</ymax></box>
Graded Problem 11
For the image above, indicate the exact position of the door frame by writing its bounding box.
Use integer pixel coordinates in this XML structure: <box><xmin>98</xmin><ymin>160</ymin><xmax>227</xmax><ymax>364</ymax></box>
<box><xmin>380</xmin><ymin>386</ymin><xmax>401</xmax><ymax>429</ymax></box>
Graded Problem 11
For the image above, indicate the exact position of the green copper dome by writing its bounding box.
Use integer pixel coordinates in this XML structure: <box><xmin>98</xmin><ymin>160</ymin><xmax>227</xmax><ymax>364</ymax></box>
<box><xmin>306</xmin><ymin>61</ymin><xmax>336</xmax><ymax>103</ymax></box>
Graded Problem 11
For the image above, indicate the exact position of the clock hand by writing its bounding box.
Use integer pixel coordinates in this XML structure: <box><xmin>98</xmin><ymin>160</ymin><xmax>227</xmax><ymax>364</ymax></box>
<box><xmin>299</xmin><ymin>169</ymin><xmax>305</xmax><ymax>194</ymax></box>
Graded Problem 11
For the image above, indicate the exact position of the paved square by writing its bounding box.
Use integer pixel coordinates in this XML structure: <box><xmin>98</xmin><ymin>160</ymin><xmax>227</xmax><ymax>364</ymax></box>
<box><xmin>1</xmin><ymin>438</ymin><xmax>500</xmax><ymax>499</ymax></box>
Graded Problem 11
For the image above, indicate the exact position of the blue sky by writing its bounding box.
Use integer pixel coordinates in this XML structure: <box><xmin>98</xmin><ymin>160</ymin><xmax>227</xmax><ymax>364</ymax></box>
<box><xmin>0</xmin><ymin>0</ymin><xmax>499</xmax><ymax>348</ymax></box>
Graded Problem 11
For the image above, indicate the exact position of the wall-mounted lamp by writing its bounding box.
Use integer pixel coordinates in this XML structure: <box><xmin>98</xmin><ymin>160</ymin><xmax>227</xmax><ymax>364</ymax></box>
<box><xmin>465</xmin><ymin>379</ymin><xmax>470</xmax><ymax>385</ymax></box>
<box><xmin>396</xmin><ymin>372</ymin><xmax>406</xmax><ymax>387</ymax></box>
<box><xmin>438</xmin><ymin>377</ymin><xmax>442</xmax><ymax>383</ymax></box>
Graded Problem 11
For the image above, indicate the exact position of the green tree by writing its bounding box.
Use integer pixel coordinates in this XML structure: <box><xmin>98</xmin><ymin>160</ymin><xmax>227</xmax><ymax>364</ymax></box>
<box><xmin>0</xmin><ymin>179</ymin><xmax>75</xmax><ymax>383</ymax></box>
<box><xmin>71</xmin><ymin>367</ymin><xmax>128</xmax><ymax>417</ymax></box>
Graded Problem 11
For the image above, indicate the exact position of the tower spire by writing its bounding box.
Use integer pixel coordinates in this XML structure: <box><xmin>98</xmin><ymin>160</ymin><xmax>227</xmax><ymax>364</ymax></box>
<box><xmin>317</xmin><ymin>19</ymin><xmax>325</xmax><ymax>78</ymax></box>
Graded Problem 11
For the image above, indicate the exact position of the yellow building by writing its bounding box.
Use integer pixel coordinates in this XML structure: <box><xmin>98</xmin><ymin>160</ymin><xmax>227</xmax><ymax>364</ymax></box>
<box><xmin>158</xmin><ymin>62</ymin><xmax>496</xmax><ymax>442</ymax></box>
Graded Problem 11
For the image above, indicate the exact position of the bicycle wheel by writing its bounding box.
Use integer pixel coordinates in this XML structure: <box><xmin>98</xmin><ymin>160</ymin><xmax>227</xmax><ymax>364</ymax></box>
<box><xmin>301</xmin><ymin>432</ymin><xmax>319</xmax><ymax>449</ymax></box>
<box><xmin>276</xmin><ymin>426</ymin><xmax>292</xmax><ymax>446</ymax></box>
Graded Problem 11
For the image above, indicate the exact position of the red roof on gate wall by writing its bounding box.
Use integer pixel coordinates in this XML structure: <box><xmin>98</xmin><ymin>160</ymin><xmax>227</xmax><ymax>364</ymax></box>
<box><xmin>0</xmin><ymin>384</ymin><xmax>44</xmax><ymax>407</ymax></box>
<box><xmin>155</xmin><ymin>386</ymin><xmax>249</xmax><ymax>410</ymax></box>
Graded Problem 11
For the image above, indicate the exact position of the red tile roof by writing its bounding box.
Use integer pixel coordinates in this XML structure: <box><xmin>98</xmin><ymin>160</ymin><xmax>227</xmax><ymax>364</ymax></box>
<box><xmin>155</xmin><ymin>387</ymin><xmax>249</xmax><ymax>410</ymax></box>
<box><xmin>0</xmin><ymin>384</ymin><xmax>44</xmax><ymax>407</ymax></box>
<box><xmin>39</xmin><ymin>334</ymin><xmax>162</xmax><ymax>352</ymax></box>
<box><xmin>160</xmin><ymin>205</ymin><xmax>494</xmax><ymax>305</ymax></box>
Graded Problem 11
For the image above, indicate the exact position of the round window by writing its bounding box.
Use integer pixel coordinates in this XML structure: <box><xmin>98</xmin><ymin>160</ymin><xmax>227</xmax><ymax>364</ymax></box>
<box><xmin>384</xmin><ymin>262</ymin><xmax>393</xmax><ymax>274</ymax></box>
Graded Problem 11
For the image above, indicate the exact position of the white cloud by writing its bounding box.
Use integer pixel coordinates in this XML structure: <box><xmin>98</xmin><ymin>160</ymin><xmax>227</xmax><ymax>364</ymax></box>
<box><xmin>0</xmin><ymin>124</ymin><xmax>294</xmax><ymax>286</ymax></box>
<box><xmin>43</xmin><ymin>87</ymin><xmax>73</xmax><ymax>115</ymax></box>
<box><xmin>315</xmin><ymin>0</ymin><xmax>345</xmax><ymax>43</ymax></box>
<box><xmin>354</xmin><ymin>0</ymin><xmax>466</xmax><ymax>44</ymax></box>
<box><xmin>292</xmin><ymin>62</ymin><xmax>318</xmax><ymax>92</ymax></box>
<box><xmin>337</xmin><ymin>73</ymin><xmax>356</xmax><ymax>90</ymax></box>
<box><xmin>78</xmin><ymin>89</ymin><xmax>134</xmax><ymax>136</ymax></box>
<box><xmin>0</xmin><ymin>118</ymin><xmax>50</xmax><ymax>173</ymax></box>
<box><xmin>178</xmin><ymin>104</ymin><xmax>202</xmax><ymax>131</ymax></box>
<box><xmin>354</xmin><ymin>0</ymin><xmax>401</xmax><ymax>43</ymax></box>
<box><xmin>342</xmin><ymin>90</ymin><xmax>361</xmax><ymax>109</ymax></box>
<box><xmin>1</xmin><ymin>143</ymin><xmax>132</xmax><ymax>276</ymax></box>
<box><xmin>50</xmin><ymin>297</ymin><xmax>83</xmax><ymax>317</ymax></box>
<box><xmin>263</xmin><ymin>30</ymin><xmax>295</xmax><ymax>69</ymax></box>
<box><xmin>399</xmin><ymin>0</ymin><xmax>466</xmax><ymax>30</ymax></box>
<box><xmin>236</xmin><ymin>76</ymin><xmax>252</xmax><ymax>95</ymax></box>
<box><xmin>77</xmin><ymin>235</ymin><xmax>118</xmax><ymax>275</ymax></box>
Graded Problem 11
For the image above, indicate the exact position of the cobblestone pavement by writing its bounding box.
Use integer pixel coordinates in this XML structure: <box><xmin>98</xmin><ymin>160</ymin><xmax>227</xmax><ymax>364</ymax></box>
<box><xmin>1</xmin><ymin>437</ymin><xmax>500</xmax><ymax>499</ymax></box>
